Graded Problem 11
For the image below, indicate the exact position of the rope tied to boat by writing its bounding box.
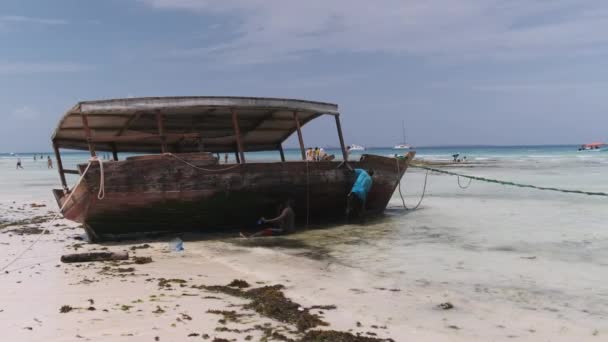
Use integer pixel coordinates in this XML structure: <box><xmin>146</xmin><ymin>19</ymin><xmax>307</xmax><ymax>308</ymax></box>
<box><xmin>395</xmin><ymin>158</ymin><xmax>429</xmax><ymax>210</ymax></box>
<box><xmin>90</xmin><ymin>156</ymin><xmax>105</xmax><ymax>200</ymax></box>
<box><xmin>411</xmin><ymin>164</ymin><xmax>608</xmax><ymax>197</ymax></box>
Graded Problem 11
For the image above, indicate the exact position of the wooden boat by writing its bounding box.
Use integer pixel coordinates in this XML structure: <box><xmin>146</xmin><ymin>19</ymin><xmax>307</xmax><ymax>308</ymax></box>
<box><xmin>51</xmin><ymin>97</ymin><xmax>415</xmax><ymax>241</ymax></box>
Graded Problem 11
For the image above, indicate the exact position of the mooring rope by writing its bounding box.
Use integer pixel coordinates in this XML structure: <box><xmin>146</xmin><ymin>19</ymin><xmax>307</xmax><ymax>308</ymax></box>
<box><xmin>411</xmin><ymin>164</ymin><xmax>608</xmax><ymax>197</ymax></box>
<box><xmin>395</xmin><ymin>158</ymin><xmax>430</xmax><ymax>210</ymax></box>
<box><xmin>0</xmin><ymin>158</ymin><xmax>102</xmax><ymax>274</ymax></box>
<box><xmin>164</xmin><ymin>153</ymin><xmax>242</xmax><ymax>172</ymax></box>
<box><xmin>457</xmin><ymin>175</ymin><xmax>472</xmax><ymax>189</ymax></box>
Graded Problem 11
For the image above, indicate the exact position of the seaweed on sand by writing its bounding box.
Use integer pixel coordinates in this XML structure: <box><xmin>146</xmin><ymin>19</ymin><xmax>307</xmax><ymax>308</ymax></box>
<box><xmin>299</xmin><ymin>330</ymin><xmax>395</xmax><ymax>342</ymax></box>
<box><xmin>0</xmin><ymin>216</ymin><xmax>54</xmax><ymax>230</ymax></box>
<box><xmin>133</xmin><ymin>256</ymin><xmax>153</xmax><ymax>264</ymax></box>
<box><xmin>158</xmin><ymin>278</ymin><xmax>187</xmax><ymax>288</ymax></box>
<box><xmin>227</xmin><ymin>279</ymin><xmax>250</xmax><ymax>288</ymax></box>
<box><xmin>200</xmin><ymin>282</ymin><xmax>328</xmax><ymax>332</ymax></box>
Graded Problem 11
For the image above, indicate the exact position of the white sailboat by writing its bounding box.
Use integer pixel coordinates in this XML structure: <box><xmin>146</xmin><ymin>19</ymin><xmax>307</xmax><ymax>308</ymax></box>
<box><xmin>393</xmin><ymin>121</ymin><xmax>411</xmax><ymax>150</ymax></box>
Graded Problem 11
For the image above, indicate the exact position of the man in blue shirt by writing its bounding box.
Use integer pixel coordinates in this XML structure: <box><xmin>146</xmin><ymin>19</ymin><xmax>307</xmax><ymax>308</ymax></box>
<box><xmin>346</xmin><ymin>168</ymin><xmax>374</xmax><ymax>222</ymax></box>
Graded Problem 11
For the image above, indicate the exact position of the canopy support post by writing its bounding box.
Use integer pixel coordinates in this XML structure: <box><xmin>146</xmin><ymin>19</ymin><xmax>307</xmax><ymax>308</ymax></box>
<box><xmin>235</xmin><ymin>151</ymin><xmax>241</xmax><ymax>164</ymax></box>
<box><xmin>293</xmin><ymin>112</ymin><xmax>306</xmax><ymax>160</ymax></box>
<box><xmin>111</xmin><ymin>143</ymin><xmax>118</xmax><ymax>161</ymax></box>
<box><xmin>231</xmin><ymin>109</ymin><xmax>246</xmax><ymax>163</ymax></box>
<box><xmin>334</xmin><ymin>114</ymin><xmax>349</xmax><ymax>163</ymax></box>
<box><xmin>80</xmin><ymin>112</ymin><xmax>96</xmax><ymax>158</ymax></box>
<box><xmin>278</xmin><ymin>144</ymin><xmax>285</xmax><ymax>162</ymax></box>
<box><xmin>156</xmin><ymin>111</ymin><xmax>167</xmax><ymax>153</ymax></box>
<box><xmin>53</xmin><ymin>142</ymin><xmax>68</xmax><ymax>190</ymax></box>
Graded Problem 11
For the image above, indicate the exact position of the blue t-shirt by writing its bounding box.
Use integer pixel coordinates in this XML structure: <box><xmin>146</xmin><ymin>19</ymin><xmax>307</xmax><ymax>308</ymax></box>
<box><xmin>351</xmin><ymin>169</ymin><xmax>372</xmax><ymax>201</ymax></box>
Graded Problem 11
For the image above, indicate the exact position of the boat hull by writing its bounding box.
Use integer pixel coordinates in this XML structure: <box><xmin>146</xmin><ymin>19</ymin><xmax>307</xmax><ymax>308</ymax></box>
<box><xmin>53</xmin><ymin>153</ymin><xmax>414</xmax><ymax>241</ymax></box>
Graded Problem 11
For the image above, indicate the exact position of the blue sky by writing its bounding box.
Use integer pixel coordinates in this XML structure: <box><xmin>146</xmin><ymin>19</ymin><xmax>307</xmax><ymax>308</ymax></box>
<box><xmin>2</xmin><ymin>0</ymin><xmax>608</xmax><ymax>152</ymax></box>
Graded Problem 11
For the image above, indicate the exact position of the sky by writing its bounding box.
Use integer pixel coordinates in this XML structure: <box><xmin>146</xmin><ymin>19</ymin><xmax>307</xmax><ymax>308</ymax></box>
<box><xmin>1</xmin><ymin>0</ymin><xmax>608</xmax><ymax>152</ymax></box>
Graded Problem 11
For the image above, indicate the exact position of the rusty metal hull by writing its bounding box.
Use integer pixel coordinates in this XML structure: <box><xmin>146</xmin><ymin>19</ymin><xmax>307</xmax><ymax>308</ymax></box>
<box><xmin>53</xmin><ymin>153</ymin><xmax>414</xmax><ymax>241</ymax></box>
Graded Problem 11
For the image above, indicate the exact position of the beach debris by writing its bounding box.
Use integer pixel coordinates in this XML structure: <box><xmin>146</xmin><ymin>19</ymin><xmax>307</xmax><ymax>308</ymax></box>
<box><xmin>437</xmin><ymin>302</ymin><xmax>454</xmax><ymax>310</ymax></box>
<box><xmin>130</xmin><ymin>244</ymin><xmax>151</xmax><ymax>250</ymax></box>
<box><xmin>227</xmin><ymin>279</ymin><xmax>250</xmax><ymax>288</ymax></box>
<box><xmin>187</xmin><ymin>333</ymin><xmax>199</xmax><ymax>337</ymax></box>
<box><xmin>59</xmin><ymin>305</ymin><xmax>73</xmax><ymax>313</ymax></box>
<box><xmin>133</xmin><ymin>256</ymin><xmax>153</xmax><ymax>264</ymax></box>
<box><xmin>153</xmin><ymin>306</ymin><xmax>165</xmax><ymax>314</ymax></box>
<box><xmin>5</xmin><ymin>227</ymin><xmax>50</xmax><ymax>235</ymax></box>
<box><xmin>300</xmin><ymin>330</ymin><xmax>394</xmax><ymax>341</ymax></box>
<box><xmin>169</xmin><ymin>238</ymin><xmax>184</xmax><ymax>252</ymax></box>
<box><xmin>521</xmin><ymin>256</ymin><xmax>537</xmax><ymax>260</ymax></box>
<box><xmin>308</xmin><ymin>305</ymin><xmax>337</xmax><ymax>310</ymax></box>
<box><xmin>211</xmin><ymin>338</ymin><xmax>230</xmax><ymax>342</ymax></box>
<box><xmin>61</xmin><ymin>251</ymin><xmax>129</xmax><ymax>263</ymax></box>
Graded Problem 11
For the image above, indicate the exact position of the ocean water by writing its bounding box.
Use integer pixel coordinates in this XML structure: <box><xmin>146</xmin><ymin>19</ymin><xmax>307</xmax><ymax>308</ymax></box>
<box><xmin>1</xmin><ymin>145</ymin><xmax>608</xmax><ymax>337</ymax></box>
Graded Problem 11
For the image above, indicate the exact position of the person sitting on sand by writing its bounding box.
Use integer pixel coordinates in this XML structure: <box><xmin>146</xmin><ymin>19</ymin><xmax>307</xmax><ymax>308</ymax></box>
<box><xmin>245</xmin><ymin>200</ymin><xmax>295</xmax><ymax>238</ymax></box>
<box><xmin>346</xmin><ymin>169</ymin><xmax>374</xmax><ymax>222</ymax></box>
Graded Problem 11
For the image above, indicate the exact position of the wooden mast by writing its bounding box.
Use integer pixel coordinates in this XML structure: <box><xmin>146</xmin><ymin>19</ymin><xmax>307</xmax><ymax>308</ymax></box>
<box><xmin>334</xmin><ymin>114</ymin><xmax>349</xmax><ymax>163</ymax></box>
<box><xmin>278</xmin><ymin>144</ymin><xmax>286</xmax><ymax>162</ymax></box>
<box><xmin>293</xmin><ymin>111</ymin><xmax>306</xmax><ymax>160</ymax></box>
<box><xmin>156</xmin><ymin>111</ymin><xmax>167</xmax><ymax>153</ymax></box>
<box><xmin>231</xmin><ymin>109</ymin><xmax>246</xmax><ymax>163</ymax></box>
<box><xmin>80</xmin><ymin>110</ymin><xmax>96</xmax><ymax>158</ymax></box>
<box><xmin>52</xmin><ymin>142</ymin><xmax>68</xmax><ymax>190</ymax></box>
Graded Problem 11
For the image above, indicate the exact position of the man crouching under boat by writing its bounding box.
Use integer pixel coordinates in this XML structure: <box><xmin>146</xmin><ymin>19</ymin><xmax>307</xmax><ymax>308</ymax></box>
<box><xmin>244</xmin><ymin>199</ymin><xmax>295</xmax><ymax>238</ymax></box>
<box><xmin>346</xmin><ymin>169</ymin><xmax>374</xmax><ymax>222</ymax></box>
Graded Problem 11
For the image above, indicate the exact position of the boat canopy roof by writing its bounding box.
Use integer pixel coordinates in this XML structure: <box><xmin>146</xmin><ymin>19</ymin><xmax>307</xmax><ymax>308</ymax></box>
<box><xmin>51</xmin><ymin>96</ymin><xmax>339</xmax><ymax>153</ymax></box>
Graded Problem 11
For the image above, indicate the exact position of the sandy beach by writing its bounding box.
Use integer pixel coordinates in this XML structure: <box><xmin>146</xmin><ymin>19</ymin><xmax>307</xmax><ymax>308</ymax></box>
<box><xmin>1</xmin><ymin>150</ymin><xmax>607</xmax><ymax>341</ymax></box>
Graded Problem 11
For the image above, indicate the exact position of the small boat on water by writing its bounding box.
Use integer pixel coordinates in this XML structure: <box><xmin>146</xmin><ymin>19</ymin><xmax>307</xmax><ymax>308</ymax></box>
<box><xmin>578</xmin><ymin>142</ymin><xmax>606</xmax><ymax>152</ymax></box>
<box><xmin>348</xmin><ymin>144</ymin><xmax>365</xmax><ymax>151</ymax></box>
<box><xmin>51</xmin><ymin>96</ymin><xmax>415</xmax><ymax>241</ymax></box>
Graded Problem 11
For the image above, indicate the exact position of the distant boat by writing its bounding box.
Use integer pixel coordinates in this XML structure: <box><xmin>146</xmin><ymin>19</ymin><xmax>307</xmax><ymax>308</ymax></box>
<box><xmin>578</xmin><ymin>142</ymin><xmax>606</xmax><ymax>152</ymax></box>
<box><xmin>348</xmin><ymin>144</ymin><xmax>365</xmax><ymax>151</ymax></box>
<box><xmin>393</xmin><ymin>120</ymin><xmax>412</xmax><ymax>150</ymax></box>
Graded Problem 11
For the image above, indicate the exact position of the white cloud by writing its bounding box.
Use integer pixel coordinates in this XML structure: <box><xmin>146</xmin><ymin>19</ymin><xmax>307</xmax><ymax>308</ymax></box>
<box><xmin>139</xmin><ymin>0</ymin><xmax>608</xmax><ymax>64</ymax></box>
<box><xmin>0</xmin><ymin>62</ymin><xmax>92</xmax><ymax>74</ymax></box>
<box><xmin>11</xmin><ymin>106</ymin><xmax>40</xmax><ymax>121</ymax></box>
<box><xmin>0</xmin><ymin>15</ymin><xmax>67</xmax><ymax>25</ymax></box>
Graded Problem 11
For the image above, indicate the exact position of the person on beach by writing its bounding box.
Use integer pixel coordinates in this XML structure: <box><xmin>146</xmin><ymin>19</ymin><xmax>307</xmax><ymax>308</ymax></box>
<box><xmin>245</xmin><ymin>200</ymin><xmax>295</xmax><ymax>238</ymax></box>
<box><xmin>452</xmin><ymin>153</ymin><xmax>459</xmax><ymax>162</ymax></box>
<box><xmin>47</xmin><ymin>156</ymin><xmax>53</xmax><ymax>169</ymax></box>
<box><xmin>16</xmin><ymin>158</ymin><xmax>24</xmax><ymax>169</ymax></box>
<box><xmin>346</xmin><ymin>169</ymin><xmax>374</xmax><ymax>222</ymax></box>
<box><xmin>306</xmin><ymin>148</ymin><xmax>314</xmax><ymax>161</ymax></box>
<box><xmin>224</xmin><ymin>153</ymin><xmax>228</xmax><ymax>164</ymax></box>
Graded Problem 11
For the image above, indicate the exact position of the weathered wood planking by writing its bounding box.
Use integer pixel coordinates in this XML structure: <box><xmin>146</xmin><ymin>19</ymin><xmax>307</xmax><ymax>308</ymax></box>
<box><xmin>55</xmin><ymin>153</ymin><xmax>414</xmax><ymax>241</ymax></box>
